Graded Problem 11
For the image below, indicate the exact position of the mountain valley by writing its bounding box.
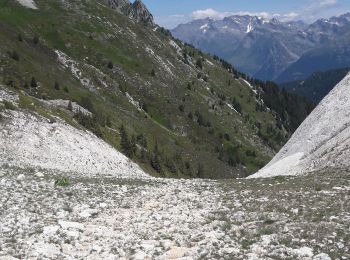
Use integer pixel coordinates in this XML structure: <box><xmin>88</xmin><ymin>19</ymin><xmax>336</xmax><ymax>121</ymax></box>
<box><xmin>0</xmin><ymin>1</ymin><xmax>349</xmax><ymax>259</ymax></box>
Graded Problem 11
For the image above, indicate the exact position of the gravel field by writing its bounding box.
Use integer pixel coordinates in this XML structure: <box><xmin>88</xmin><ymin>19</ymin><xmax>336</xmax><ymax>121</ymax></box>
<box><xmin>1</xmin><ymin>167</ymin><xmax>349</xmax><ymax>259</ymax></box>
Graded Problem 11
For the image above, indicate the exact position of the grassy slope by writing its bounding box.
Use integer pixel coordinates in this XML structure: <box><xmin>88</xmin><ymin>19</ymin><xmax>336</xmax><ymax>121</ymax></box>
<box><xmin>0</xmin><ymin>0</ymin><xmax>299</xmax><ymax>178</ymax></box>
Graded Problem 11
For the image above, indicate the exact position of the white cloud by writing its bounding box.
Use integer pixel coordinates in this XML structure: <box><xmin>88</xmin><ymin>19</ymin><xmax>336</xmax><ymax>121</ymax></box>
<box><xmin>299</xmin><ymin>0</ymin><xmax>339</xmax><ymax>21</ymax></box>
<box><xmin>307</xmin><ymin>0</ymin><xmax>338</xmax><ymax>9</ymax></box>
<box><xmin>190</xmin><ymin>9</ymin><xmax>299</xmax><ymax>22</ymax></box>
<box><xmin>156</xmin><ymin>0</ymin><xmax>343</xmax><ymax>29</ymax></box>
<box><xmin>191</xmin><ymin>8</ymin><xmax>234</xmax><ymax>20</ymax></box>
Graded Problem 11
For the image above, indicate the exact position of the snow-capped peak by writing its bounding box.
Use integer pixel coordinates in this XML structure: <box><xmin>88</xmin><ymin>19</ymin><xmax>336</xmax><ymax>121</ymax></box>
<box><xmin>200</xmin><ymin>23</ymin><xmax>209</xmax><ymax>33</ymax></box>
<box><xmin>246</xmin><ymin>21</ymin><xmax>254</xmax><ymax>33</ymax></box>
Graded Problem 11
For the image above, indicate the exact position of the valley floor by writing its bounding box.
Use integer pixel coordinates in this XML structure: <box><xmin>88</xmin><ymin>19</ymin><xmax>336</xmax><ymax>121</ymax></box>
<box><xmin>0</xmin><ymin>167</ymin><xmax>349</xmax><ymax>259</ymax></box>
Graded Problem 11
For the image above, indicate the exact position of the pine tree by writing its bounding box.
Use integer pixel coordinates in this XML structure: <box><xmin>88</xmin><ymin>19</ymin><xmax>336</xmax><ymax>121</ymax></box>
<box><xmin>130</xmin><ymin>134</ymin><xmax>137</xmax><ymax>157</ymax></box>
<box><xmin>107</xmin><ymin>61</ymin><xmax>114</xmax><ymax>69</ymax></box>
<box><xmin>150</xmin><ymin>142</ymin><xmax>161</xmax><ymax>173</ymax></box>
<box><xmin>197</xmin><ymin>162</ymin><xmax>204</xmax><ymax>178</ymax></box>
<box><xmin>33</xmin><ymin>35</ymin><xmax>39</xmax><ymax>45</ymax></box>
<box><xmin>140</xmin><ymin>148</ymin><xmax>148</xmax><ymax>162</ymax></box>
<box><xmin>151</xmin><ymin>153</ymin><xmax>161</xmax><ymax>173</ymax></box>
<box><xmin>17</xmin><ymin>34</ymin><xmax>23</xmax><ymax>42</ymax></box>
<box><xmin>196</xmin><ymin>58</ymin><xmax>203</xmax><ymax>69</ymax></box>
<box><xmin>151</xmin><ymin>68</ymin><xmax>156</xmax><ymax>77</ymax></box>
<box><xmin>30</xmin><ymin>77</ymin><xmax>38</xmax><ymax>88</ymax></box>
<box><xmin>119</xmin><ymin>125</ymin><xmax>131</xmax><ymax>157</ymax></box>
<box><xmin>54</xmin><ymin>82</ymin><xmax>60</xmax><ymax>91</ymax></box>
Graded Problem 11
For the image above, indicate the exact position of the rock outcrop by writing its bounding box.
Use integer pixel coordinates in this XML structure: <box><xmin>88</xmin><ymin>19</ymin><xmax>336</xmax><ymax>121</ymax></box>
<box><xmin>127</xmin><ymin>0</ymin><xmax>154</xmax><ymax>26</ymax></box>
<box><xmin>251</xmin><ymin>72</ymin><xmax>350</xmax><ymax>178</ymax></box>
<box><xmin>106</xmin><ymin>0</ymin><xmax>154</xmax><ymax>26</ymax></box>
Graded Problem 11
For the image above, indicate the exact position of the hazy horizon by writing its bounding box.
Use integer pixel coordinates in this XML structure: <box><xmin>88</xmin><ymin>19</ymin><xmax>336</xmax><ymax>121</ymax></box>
<box><xmin>141</xmin><ymin>0</ymin><xmax>350</xmax><ymax>29</ymax></box>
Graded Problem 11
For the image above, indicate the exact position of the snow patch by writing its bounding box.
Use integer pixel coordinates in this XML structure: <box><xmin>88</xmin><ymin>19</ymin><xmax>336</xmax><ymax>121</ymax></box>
<box><xmin>200</xmin><ymin>23</ymin><xmax>209</xmax><ymax>33</ymax></box>
<box><xmin>246</xmin><ymin>22</ymin><xmax>254</xmax><ymax>33</ymax></box>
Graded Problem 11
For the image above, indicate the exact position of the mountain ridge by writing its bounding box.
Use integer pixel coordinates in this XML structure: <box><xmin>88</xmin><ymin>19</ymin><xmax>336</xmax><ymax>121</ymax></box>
<box><xmin>282</xmin><ymin>67</ymin><xmax>350</xmax><ymax>103</ymax></box>
<box><xmin>172</xmin><ymin>13</ymin><xmax>350</xmax><ymax>82</ymax></box>
<box><xmin>251</xmin><ymin>71</ymin><xmax>350</xmax><ymax>178</ymax></box>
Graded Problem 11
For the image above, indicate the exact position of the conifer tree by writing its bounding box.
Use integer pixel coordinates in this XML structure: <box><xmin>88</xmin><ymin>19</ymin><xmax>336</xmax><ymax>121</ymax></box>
<box><xmin>30</xmin><ymin>77</ymin><xmax>38</xmax><ymax>88</ymax></box>
<box><xmin>119</xmin><ymin>125</ymin><xmax>131</xmax><ymax>157</ymax></box>
<box><xmin>54</xmin><ymin>82</ymin><xmax>60</xmax><ymax>90</ymax></box>
<box><xmin>150</xmin><ymin>142</ymin><xmax>161</xmax><ymax>173</ymax></box>
<box><xmin>197</xmin><ymin>162</ymin><xmax>204</xmax><ymax>178</ymax></box>
<box><xmin>130</xmin><ymin>134</ymin><xmax>137</xmax><ymax>157</ymax></box>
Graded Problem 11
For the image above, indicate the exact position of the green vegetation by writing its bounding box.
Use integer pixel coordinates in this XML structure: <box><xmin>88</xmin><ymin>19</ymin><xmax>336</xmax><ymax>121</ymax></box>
<box><xmin>3</xmin><ymin>101</ymin><xmax>16</xmax><ymax>110</ymax></box>
<box><xmin>241</xmin><ymin>239</ymin><xmax>256</xmax><ymax>250</ymax></box>
<box><xmin>55</xmin><ymin>177</ymin><xmax>70</xmax><ymax>187</ymax></box>
<box><xmin>0</xmin><ymin>0</ymin><xmax>313</xmax><ymax>178</ymax></box>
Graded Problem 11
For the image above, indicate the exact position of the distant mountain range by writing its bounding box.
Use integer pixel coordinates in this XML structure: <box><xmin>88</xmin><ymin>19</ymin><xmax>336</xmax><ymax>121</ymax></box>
<box><xmin>172</xmin><ymin>13</ymin><xmax>350</xmax><ymax>82</ymax></box>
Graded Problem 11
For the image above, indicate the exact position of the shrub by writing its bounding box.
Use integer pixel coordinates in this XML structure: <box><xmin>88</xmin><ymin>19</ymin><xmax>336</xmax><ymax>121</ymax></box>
<box><xmin>196</xmin><ymin>58</ymin><xmax>203</xmax><ymax>69</ymax></box>
<box><xmin>178</xmin><ymin>104</ymin><xmax>185</xmax><ymax>113</ymax></box>
<box><xmin>151</xmin><ymin>68</ymin><xmax>156</xmax><ymax>77</ymax></box>
<box><xmin>79</xmin><ymin>96</ymin><xmax>94</xmax><ymax>113</ymax></box>
<box><xmin>274</xmin><ymin>176</ymin><xmax>286</xmax><ymax>183</ymax></box>
<box><xmin>241</xmin><ymin>239</ymin><xmax>255</xmax><ymax>250</ymax></box>
<box><xmin>4</xmin><ymin>101</ymin><xmax>16</xmax><ymax>110</ymax></box>
<box><xmin>55</xmin><ymin>177</ymin><xmax>70</xmax><ymax>187</ymax></box>
<box><xmin>30</xmin><ymin>77</ymin><xmax>38</xmax><ymax>88</ymax></box>
<box><xmin>246</xmin><ymin>150</ymin><xmax>257</xmax><ymax>157</ymax></box>
<box><xmin>107</xmin><ymin>61</ymin><xmax>114</xmax><ymax>69</ymax></box>
<box><xmin>33</xmin><ymin>35</ymin><xmax>39</xmax><ymax>45</ymax></box>
<box><xmin>54</xmin><ymin>82</ymin><xmax>60</xmax><ymax>91</ymax></box>
<box><xmin>10</xmin><ymin>51</ymin><xmax>19</xmax><ymax>61</ymax></box>
<box><xmin>17</xmin><ymin>34</ymin><xmax>23</xmax><ymax>42</ymax></box>
<box><xmin>74</xmin><ymin>111</ymin><xmax>102</xmax><ymax>137</ymax></box>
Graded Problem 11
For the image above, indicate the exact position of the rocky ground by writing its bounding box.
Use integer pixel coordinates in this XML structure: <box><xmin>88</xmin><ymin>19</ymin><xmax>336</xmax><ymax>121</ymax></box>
<box><xmin>0</xmin><ymin>166</ymin><xmax>349</xmax><ymax>259</ymax></box>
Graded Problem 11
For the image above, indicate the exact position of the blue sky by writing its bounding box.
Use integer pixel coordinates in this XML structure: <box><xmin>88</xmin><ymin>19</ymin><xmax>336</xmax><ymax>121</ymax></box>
<box><xmin>141</xmin><ymin>0</ymin><xmax>350</xmax><ymax>29</ymax></box>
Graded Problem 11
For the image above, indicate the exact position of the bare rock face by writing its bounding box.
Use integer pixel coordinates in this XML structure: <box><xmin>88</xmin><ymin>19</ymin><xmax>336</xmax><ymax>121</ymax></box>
<box><xmin>127</xmin><ymin>0</ymin><xmax>154</xmax><ymax>26</ymax></box>
<box><xmin>106</xmin><ymin>0</ymin><xmax>154</xmax><ymax>27</ymax></box>
<box><xmin>106</xmin><ymin>0</ymin><xmax>130</xmax><ymax>11</ymax></box>
<box><xmin>250</xmin><ymin>72</ymin><xmax>350</xmax><ymax>178</ymax></box>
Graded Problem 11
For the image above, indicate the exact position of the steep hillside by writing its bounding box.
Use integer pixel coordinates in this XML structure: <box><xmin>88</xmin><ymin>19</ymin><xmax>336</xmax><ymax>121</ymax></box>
<box><xmin>0</xmin><ymin>0</ymin><xmax>312</xmax><ymax>178</ymax></box>
<box><xmin>276</xmin><ymin>46</ymin><xmax>350</xmax><ymax>83</ymax></box>
<box><xmin>0</xmin><ymin>88</ymin><xmax>147</xmax><ymax>178</ymax></box>
<box><xmin>251</xmin><ymin>72</ymin><xmax>350</xmax><ymax>178</ymax></box>
<box><xmin>282</xmin><ymin>67</ymin><xmax>349</xmax><ymax>103</ymax></box>
<box><xmin>172</xmin><ymin>13</ymin><xmax>350</xmax><ymax>82</ymax></box>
